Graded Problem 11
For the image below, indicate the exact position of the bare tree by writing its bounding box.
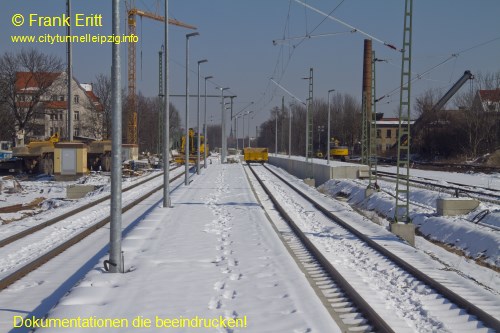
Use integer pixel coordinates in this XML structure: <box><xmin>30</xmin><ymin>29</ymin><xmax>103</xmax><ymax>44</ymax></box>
<box><xmin>0</xmin><ymin>48</ymin><xmax>63</xmax><ymax>145</ymax></box>
<box><xmin>454</xmin><ymin>70</ymin><xmax>500</xmax><ymax>158</ymax></box>
<box><xmin>92</xmin><ymin>74</ymin><xmax>112</xmax><ymax>139</ymax></box>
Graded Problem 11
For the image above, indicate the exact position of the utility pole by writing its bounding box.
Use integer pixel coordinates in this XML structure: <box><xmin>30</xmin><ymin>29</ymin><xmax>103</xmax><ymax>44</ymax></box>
<box><xmin>197</xmin><ymin>59</ymin><xmax>207</xmax><ymax>175</ymax></box>
<box><xmin>67</xmin><ymin>0</ymin><xmax>73</xmax><ymax>141</ymax></box>
<box><xmin>219</xmin><ymin>87</ymin><xmax>229</xmax><ymax>162</ymax></box>
<box><xmin>305</xmin><ymin>68</ymin><xmax>314</xmax><ymax>162</ymax></box>
<box><xmin>203</xmin><ymin>75</ymin><xmax>213</xmax><ymax>168</ymax></box>
<box><xmin>109</xmin><ymin>0</ymin><xmax>123</xmax><ymax>273</ymax></box>
<box><xmin>158</xmin><ymin>45</ymin><xmax>163</xmax><ymax>156</ymax></box>
<box><xmin>185</xmin><ymin>32</ymin><xmax>199</xmax><ymax>185</ymax></box>
<box><xmin>288</xmin><ymin>99</ymin><xmax>291</xmax><ymax>158</ymax></box>
<box><xmin>369</xmin><ymin>51</ymin><xmax>382</xmax><ymax>189</ymax></box>
<box><xmin>163</xmin><ymin>0</ymin><xmax>171</xmax><ymax>208</ymax></box>
<box><xmin>395</xmin><ymin>0</ymin><xmax>413</xmax><ymax>224</ymax></box>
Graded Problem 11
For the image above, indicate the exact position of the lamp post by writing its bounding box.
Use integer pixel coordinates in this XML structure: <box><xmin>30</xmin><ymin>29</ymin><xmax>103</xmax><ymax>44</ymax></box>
<box><xmin>197</xmin><ymin>59</ymin><xmax>207</xmax><ymax>175</ymax></box>
<box><xmin>185</xmin><ymin>32</ymin><xmax>199</xmax><ymax>185</ymax></box>
<box><xmin>327</xmin><ymin>89</ymin><xmax>335</xmax><ymax>164</ymax></box>
<box><xmin>219</xmin><ymin>87</ymin><xmax>229</xmax><ymax>163</ymax></box>
<box><xmin>203</xmin><ymin>75</ymin><xmax>213</xmax><ymax>168</ymax></box>
<box><xmin>246</xmin><ymin>111</ymin><xmax>254</xmax><ymax>148</ymax></box>
<box><xmin>163</xmin><ymin>0</ymin><xmax>171</xmax><ymax>208</ymax></box>
<box><xmin>317</xmin><ymin>125</ymin><xmax>324</xmax><ymax>156</ymax></box>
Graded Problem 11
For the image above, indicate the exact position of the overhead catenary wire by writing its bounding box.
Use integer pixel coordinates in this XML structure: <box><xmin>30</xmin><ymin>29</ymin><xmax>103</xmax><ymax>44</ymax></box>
<box><xmin>259</xmin><ymin>0</ymin><xmax>348</xmax><ymax>114</ymax></box>
<box><xmin>272</xmin><ymin>30</ymin><xmax>355</xmax><ymax>45</ymax></box>
<box><xmin>376</xmin><ymin>36</ymin><xmax>500</xmax><ymax>103</ymax></box>
<box><xmin>294</xmin><ymin>0</ymin><xmax>400</xmax><ymax>52</ymax></box>
<box><xmin>270</xmin><ymin>78</ymin><xmax>306</xmax><ymax>105</ymax></box>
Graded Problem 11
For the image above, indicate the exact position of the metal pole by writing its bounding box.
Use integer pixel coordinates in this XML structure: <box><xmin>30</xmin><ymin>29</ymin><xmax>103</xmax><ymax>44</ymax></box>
<box><xmin>235</xmin><ymin>116</ymin><xmax>239</xmax><ymax>152</ymax></box>
<box><xmin>185</xmin><ymin>32</ymin><xmax>199</xmax><ymax>185</ymax></box>
<box><xmin>109</xmin><ymin>0</ymin><xmax>123</xmax><ymax>273</ymax></box>
<box><xmin>275</xmin><ymin>102</ymin><xmax>279</xmax><ymax>156</ymax></box>
<box><xmin>327</xmin><ymin>89</ymin><xmax>335</xmax><ymax>164</ymax></box>
<box><xmin>204</xmin><ymin>75</ymin><xmax>213</xmax><ymax>168</ymax></box>
<box><xmin>67</xmin><ymin>0</ymin><xmax>73</xmax><ymax>141</ymax></box>
<box><xmin>289</xmin><ymin>102</ymin><xmax>291</xmax><ymax>158</ymax></box>
<box><xmin>242</xmin><ymin>114</ymin><xmax>245</xmax><ymax>149</ymax></box>
<box><xmin>219</xmin><ymin>87</ymin><xmax>229</xmax><ymax>162</ymax></box>
<box><xmin>248</xmin><ymin>113</ymin><xmax>252</xmax><ymax>148</ymax></box>
<box><xmin>229</xmin><ymin>96</ymin><xmax>235</xmax><ymax>145</ymax></box>
<box><xmin>197</xmin><ymin>59</ymin><xmax>207</xmax><ymax>175</ymax></box>
<box><xmin>163</xmin><ymin>0</ymin><xmax>171</xmax><ymax>207</ymax></box>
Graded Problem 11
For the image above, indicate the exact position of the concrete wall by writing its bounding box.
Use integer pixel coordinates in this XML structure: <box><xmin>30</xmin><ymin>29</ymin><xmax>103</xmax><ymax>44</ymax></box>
<box><xmin>268</xmin><ymin>155</ymin><xmax>368</xmax><ymax>186</ymax></box>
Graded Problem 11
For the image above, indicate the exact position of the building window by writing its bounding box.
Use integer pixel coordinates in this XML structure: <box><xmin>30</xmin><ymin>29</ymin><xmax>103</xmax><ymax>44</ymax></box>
<box><xmin>376</xmin><ymin>129</ymin><xmax>381</xmax><ymax>138</ymax></box>
<box><xmin>52</xmin><ymin>95</ymin><xmax>58</xmax><ymax>101</ymax></box>
<box><xmin>74</xmin><ymin>95</ymin><xmax>79</xmax><ymax>104</ymax></box>
<box><xmin>74</xmin><ymin>127</ymin><xmax>80</xmax><ymax>137</ymax></box>
<box><xmin>59</xmin><ymin>95</ymin><xmax>65</xmax><ymax>101</ymax></box>
<box><xmin>59</xmin><ymin>111</ymin><xmax>64</xmax><ymax>120</ymax></box>
<box><xmin>386</xmin><ymin>129</ymin><xmax>391</xmax><ymax>138</ymax></box>
<box><xmin>74</xmin><ymin>111</ymin><xmax>80</xmax><ymax>120</ymax></box>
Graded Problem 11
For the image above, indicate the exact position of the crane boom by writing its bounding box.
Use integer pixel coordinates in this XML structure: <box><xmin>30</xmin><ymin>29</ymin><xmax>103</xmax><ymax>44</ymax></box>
<box><xmin>127</xmin><ymin>5</ymin><xmax>196</xmax><ymax>145</ymax></box>
<box><xmin>431</xmin><ymin>70</ymin><xmax>474</xmax><ymax>112</ymax></box>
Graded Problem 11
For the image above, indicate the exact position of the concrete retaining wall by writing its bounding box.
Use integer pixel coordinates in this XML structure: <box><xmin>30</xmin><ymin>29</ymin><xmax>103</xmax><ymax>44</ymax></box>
<box><xmin>66</xmin><ymin>184</ymin><xmax>99</xmax><ymax>199</ymax></box>
<box><xmin>268</xmin><ymin>155</ymin><xmax>368</xmax><ymax>186</ymax></box>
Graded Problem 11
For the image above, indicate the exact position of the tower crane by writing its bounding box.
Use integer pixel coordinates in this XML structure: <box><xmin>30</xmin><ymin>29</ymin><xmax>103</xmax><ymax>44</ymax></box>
<box><xmin>126</xmin><ymin>2</ymin><xmax>196</xmax><ymax>144</ymax></box>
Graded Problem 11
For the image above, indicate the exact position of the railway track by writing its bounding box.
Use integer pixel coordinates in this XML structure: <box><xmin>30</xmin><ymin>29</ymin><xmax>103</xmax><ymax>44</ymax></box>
<box><xmin>375</xmin><ymin>170</ymin><xmax>500</xmax><ymax>205</ymax></box>
<box><xmin>0</xmin><ymin>169</ymin><xmax>171</xmax><ymax>248</ymax></box>
<box><xmin>247</xmin><ymin>163</ymin><xmax>500</xmax><ymax>332</ymax></box>
<box><xmin>0</xmin><ymin>165</ymin><xmax>191</xmax><ymax>291</ymax></box>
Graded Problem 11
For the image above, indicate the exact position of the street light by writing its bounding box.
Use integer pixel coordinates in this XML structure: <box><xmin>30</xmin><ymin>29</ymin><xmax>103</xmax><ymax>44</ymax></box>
<box><xmin>203</xmin><ymin>75</ymin><xmax>213</xmax><ymax>168</ymax></box>
<box><xmin>185</xmin><ymin>32</ymin><xmax>199</xmax><ymax>185</ymax></box>
<box><xmin>218</xmin><ymin>87</ymin><xmax>229</xmax><ymax>163</ymax></box>
<box><xmin>247</xmin><ymin>111</ymin><xmax>254</xmax><ymax>148</ymax></box>
<box><xmin>242</xmin><ymin>110</ymin><xmax>254</xmax><ymax>148</ymax></box>
<box><xmin>197</xmin><ymin>59</ymin><xmax>207</xmax><ymax>175</ymax></box>
<box><xmin>317</xmin><ymin>125</ymin><xmax>325</xmax><ymax>156</ymax></box>
<box><xmin>327</xmin><ymin>89</ymin><xmax>335</xmax><ymax>164</ymax></box>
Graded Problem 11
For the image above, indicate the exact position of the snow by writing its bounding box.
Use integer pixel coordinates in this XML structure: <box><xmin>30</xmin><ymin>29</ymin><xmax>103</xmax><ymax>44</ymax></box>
<box><xmin>0</xmin><ymin>157</ymin><xmax>499</xmax><ymax>332</ymax></box>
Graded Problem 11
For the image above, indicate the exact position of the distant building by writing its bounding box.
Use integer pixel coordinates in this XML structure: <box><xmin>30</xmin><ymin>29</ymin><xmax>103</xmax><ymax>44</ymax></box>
<box><xmin>15</xmin><ymin>72</ymin><xmax>103</xmax><ymax>142</ymax></box>
<box><xmin>472</xmin><ymin>89</ymin><xmax>500</xmax><ymax>112</ymax></box>
<box><xmin>375</xmin><ymin>117</ymin><xmax>415</xmax><ymax>154</ymax></box>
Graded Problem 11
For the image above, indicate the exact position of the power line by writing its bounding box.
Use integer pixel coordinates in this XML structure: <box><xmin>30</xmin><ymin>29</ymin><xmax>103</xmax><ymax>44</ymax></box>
<box><xmin>294</xmin><ymin>0</ymin><xmax>400</xmax><ymax>51</ymax></box>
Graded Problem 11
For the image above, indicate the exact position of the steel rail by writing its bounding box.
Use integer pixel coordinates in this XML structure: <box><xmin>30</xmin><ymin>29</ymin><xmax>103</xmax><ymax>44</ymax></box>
<box><xmin>375</xmin><ymin>170</ymin><xmax>500</xmax><ymax>204</ymax></box>
<box><xmin>0</xmin><ymin>167</ymin><xmax>181</xmax><ymax>248</ymax></box>
<box><xmin>261</xmin><ymin>164</ymin><xmax>500</xmax><ymax>331</ymax></box>
<box><xmin>248</xmin><ymin>163</ymin><xmax>394</xmax><ymax>332</ymax></box>
<box><xmin>0</xmin><ymin>167</ymin><xmax>191</xmax><ymax>291</ymax></box>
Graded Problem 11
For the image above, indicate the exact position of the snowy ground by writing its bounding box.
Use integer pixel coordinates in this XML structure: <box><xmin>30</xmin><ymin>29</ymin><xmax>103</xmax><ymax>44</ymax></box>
<box><xmin>6</xmin><ymin>160</ymin><xmax>339</xmax><ymax>333</ymax></box>
<box><xmin>0</xmin><ymin>157</ymin><xmax>499</xmax><ymax>332</ymax></box>
<box><xmin>318</xmin><ymin>171</ymin><xmax>500</xmax><ymax>270</ymax></box>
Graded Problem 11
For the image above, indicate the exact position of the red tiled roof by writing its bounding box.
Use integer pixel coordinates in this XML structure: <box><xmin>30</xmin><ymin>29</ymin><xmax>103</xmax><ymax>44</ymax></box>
<box><xmin>85</xmin><ymin>90</ymin><xmax>103</xmax><ymax>111</ymax></box>
<box><xmin>44</xmin><ymin>101</ymin><xmax>67</xmax><ymax>109</ymax></box>
<box><xmin>479</xmin><ymin>89</ymin><xmax>500</xmax><ymax>102</ymax></box>
<box><xmin>15</xmin><ymin>72</ymin><xmax>60</xmax><ymax>91</ymax></box>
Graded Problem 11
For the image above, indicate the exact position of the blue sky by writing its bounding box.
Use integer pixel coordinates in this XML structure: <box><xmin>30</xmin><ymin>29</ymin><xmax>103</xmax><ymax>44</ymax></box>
<box><xmin>2</xmin><ymin>0</ymin><xmax>499</xmax><ymax>138</ymax></box>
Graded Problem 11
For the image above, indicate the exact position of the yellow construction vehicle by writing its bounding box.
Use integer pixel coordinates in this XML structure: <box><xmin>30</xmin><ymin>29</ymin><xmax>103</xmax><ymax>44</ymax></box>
<box><xmin>174</xmin><ymin>128</ymin><xmax>205</xmax><ymax>164</ymax></box>
<box><xmin>330</xmin><ymin>138</ymin><xmax>349</xmax><ymax>161</ymax></box>
<box><xmin>11</xmin><ymin>133</ymin><xmax>60</xmax><ymax>174</ymax></box>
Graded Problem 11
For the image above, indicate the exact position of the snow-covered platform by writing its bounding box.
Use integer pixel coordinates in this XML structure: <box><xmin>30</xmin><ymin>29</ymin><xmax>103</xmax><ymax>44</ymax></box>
<box><xmin>16</xmin><ymin>161</ymin><xmax>339</xmax><ymax>333</ymax></box>
<box><xmin>269</xmin><ymin>154</ymin><xmax>368</xmax><ymax>186</ymax></box>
